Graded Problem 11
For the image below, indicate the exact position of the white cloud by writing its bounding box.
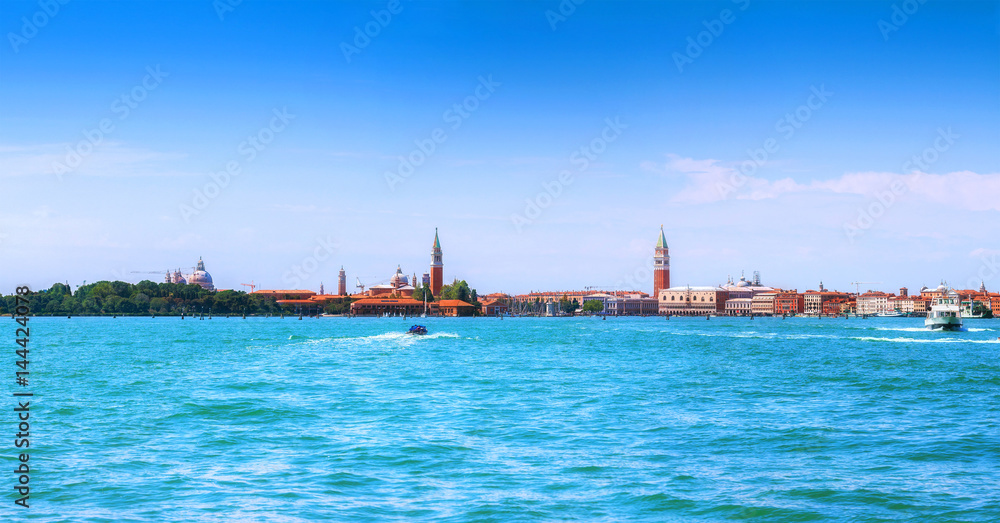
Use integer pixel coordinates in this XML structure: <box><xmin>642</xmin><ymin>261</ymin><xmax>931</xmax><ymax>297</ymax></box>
<box><xmin>970</xmin><ymin>248</ymin><xmax>1000</xmax><ymax>258</ymax></box>
<box><xmin>655</xmin><ymin>153</ymin><xmax>1000</xmax><ymax>211</ymax></box>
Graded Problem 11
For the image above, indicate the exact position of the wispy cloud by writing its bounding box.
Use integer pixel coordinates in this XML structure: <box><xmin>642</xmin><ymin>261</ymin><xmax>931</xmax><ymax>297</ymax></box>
<box><xmin>653</xmin><ymin>153</ymin><xmax>1000</xmax><ymax>211</ymax></box>
<box><xmin>0</xmin><ymin>142</ymin><xmax>189</xmax><ymax>177</ymax></box>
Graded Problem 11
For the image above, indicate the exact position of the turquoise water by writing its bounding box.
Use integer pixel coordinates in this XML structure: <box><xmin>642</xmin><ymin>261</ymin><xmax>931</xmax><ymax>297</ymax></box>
<box><xmin>18</xmin><ymin>316</ymin><xmax>1000</xmax><ymax>521</ymax></box>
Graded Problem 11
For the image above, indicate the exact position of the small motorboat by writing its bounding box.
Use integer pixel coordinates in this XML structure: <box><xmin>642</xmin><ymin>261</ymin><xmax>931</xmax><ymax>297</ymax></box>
<box><xmin>407</xmin><ymin>325</ymin><xmax>428</xmax><ymax>335</ymax></box>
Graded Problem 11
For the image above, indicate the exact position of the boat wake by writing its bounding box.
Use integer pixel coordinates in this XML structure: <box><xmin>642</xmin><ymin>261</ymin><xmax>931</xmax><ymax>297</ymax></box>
<box><xmin>854</xmin><ymin>336</ymin><xmax>999</xmax><ymax>344</ymax></box>
<box><xmin>355</xmin><ymin>332</ymin><xmax>461</xmax><ymax>341</ymax></box>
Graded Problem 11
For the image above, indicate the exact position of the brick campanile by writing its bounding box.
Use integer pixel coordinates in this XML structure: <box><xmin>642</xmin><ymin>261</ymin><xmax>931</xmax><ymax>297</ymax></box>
<box><xmin>430</xmin><ymin>228</ymin><xmax>443</xmax><ymax>298</ymax></box>
<box><xmin>653</xmin><ymin>225</ymin><xmax>670</xmax><ymax>297</ymax></box>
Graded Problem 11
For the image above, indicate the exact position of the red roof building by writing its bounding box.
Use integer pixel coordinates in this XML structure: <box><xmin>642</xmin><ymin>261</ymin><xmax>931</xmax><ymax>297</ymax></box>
<box><xmin>438</xmin><ymin>299</ymin><xmax>475</xmax><ymax>317</ymax></box>
<box><xmin>350</xmin><ymin>298</ymin><xmax>424</xmax><ymax>316</ymax></box>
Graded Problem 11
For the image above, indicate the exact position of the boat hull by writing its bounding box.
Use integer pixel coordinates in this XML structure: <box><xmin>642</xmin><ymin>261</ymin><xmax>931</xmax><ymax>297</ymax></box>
<box><xmin>925</xmin><ymin>317</ymin><xmax>963</xmax><ymax>331</ymax></box>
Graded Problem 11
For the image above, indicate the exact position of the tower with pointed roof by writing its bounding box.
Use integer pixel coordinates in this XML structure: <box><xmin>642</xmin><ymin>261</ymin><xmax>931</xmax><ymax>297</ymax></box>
<box><xmin>653</xmin><ymin>225</ymin><xmax>670</xmax><ymax>298</ymax></box>
<box><xmin>430</xmin><ymin>228</ymin><xmax>443</xmax><ymax>298</ymax></box>
<box><xmin>338</xmin><ymin>266</ymin><xmax>347</xmax><ymax>296</ymax></box>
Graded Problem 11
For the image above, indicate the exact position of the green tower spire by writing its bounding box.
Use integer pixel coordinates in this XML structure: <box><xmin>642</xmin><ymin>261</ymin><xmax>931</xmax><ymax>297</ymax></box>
<box><xmin>656</xmin><ymin>225</ymin><xmax>667</xmax><ymax>249</ymax></box>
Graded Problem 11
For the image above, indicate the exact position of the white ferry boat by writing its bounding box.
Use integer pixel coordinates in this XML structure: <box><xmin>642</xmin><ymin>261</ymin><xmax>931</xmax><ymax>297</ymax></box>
<box><xmin>925</xmin><ymin>286</ymin><xmax>963</xmax><ymax>331</ymax></box>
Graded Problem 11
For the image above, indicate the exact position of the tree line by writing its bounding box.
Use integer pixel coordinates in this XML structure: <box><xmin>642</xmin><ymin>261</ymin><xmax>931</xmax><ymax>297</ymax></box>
<box><xmin>2</xmin><ymin>278</ymin><xmax>484</xmax><ymax>316</ymax></box>
<box><xmin>2</xmin><ymin>281</ymin><xmax>289</xmax><ymax>316</ymax></box>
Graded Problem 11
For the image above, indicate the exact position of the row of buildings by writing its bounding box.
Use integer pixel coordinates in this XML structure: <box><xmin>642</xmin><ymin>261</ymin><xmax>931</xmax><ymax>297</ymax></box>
<box><xmin>487</xmin><ymin>227</ymin><xmax>1000</xmax><ymax>318</ymax></box>
<box><xmin>175</xmin><ymin>225</ymin><xmax>999</xmax><ymax>318</ymax></box>
<box><xmin>249</xmin><ymin>229</ymin><xmax>487</xmax><ymax>316</ymax></box>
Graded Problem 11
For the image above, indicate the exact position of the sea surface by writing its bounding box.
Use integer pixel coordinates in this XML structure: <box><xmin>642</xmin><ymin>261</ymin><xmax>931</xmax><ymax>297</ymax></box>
<box><xmin>15</xmin><ymin>316</ymin><xmax>1000</xmax><ymax>522</ymax></box>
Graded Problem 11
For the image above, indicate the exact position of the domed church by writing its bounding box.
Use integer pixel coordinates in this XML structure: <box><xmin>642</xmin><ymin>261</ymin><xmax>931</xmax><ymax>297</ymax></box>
<box><xmin>164</xmin><ymin>257</ymin><xmax>215</xmax><ymax>291</ymax></box>
<box><xmin>367</xmin><ymin>265</ymin><xmax>415</xmax><ymax>297</ymax></box>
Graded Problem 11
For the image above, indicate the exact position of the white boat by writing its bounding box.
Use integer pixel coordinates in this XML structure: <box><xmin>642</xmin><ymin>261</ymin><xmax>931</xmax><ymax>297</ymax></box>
<box><xmin>876</xmin><ymin>310</ymin><xmax>906</xmax><ymax>317</ymax></box>
<box><xmin>925</xmin><ymin>286</ymin><xmax>963</xmax><ymax>331</ymax></box>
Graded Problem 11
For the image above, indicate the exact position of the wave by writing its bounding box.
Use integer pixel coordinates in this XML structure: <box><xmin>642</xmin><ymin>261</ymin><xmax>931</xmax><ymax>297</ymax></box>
<box><xmin>854</xmin><ymin>336</ymin><xmax>1000</xmax><ymax>344</ymax></box>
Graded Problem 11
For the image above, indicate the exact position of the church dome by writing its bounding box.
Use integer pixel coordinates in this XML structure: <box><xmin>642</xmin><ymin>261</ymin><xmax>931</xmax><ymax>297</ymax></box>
<box><xmin>390</xmin><ymin>266</ymin><xmax>408</xmax><ymax>287</ymax></box>
<box><xmin>188</xmin><ymin>257</ymin><xmax>215</xmax><ymax>290</ymax></box>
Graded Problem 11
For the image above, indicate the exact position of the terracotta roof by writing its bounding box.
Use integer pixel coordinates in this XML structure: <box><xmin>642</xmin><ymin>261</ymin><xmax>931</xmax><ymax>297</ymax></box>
<box><xmin>438</xmin><ymin>299</ymin><xmax>474</xmax><ymax>307</ymax></box>
<box><xmin>253</xmin><ymin>290</ymin><xmax>316</xmax><ymax>295</ymax></box>
<box><xmin>351</xmin><ymin>298</ymin><xmax>422</xmax><ymax>305</ymax></box>
<box><xmin>275</xmin><ymin>299</ymin><xmax>320</xmax><ymax>305</ymax></box>
<box><xmin>308</xmin><ymin>294</ymin><xmax>349</xmax><ymax>300</ymax></box>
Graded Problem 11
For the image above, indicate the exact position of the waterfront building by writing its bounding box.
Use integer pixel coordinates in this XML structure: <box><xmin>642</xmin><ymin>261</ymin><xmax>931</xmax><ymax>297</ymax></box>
<box><xmin>889</xmin><ymin>295</ymin><xmax>919</xmax><ymax>314</ymax></box>
<box><xmin>722</xmin><ymin>272</ymin><xmax>775</xmax><ymax>315</ymax></box>
<box><xmin>253</xmin><ymin>290</ymin><xmax>317</xmax><ymax>300</ymax></box>
<box><xmin>581</xmin><ymin>293</ymin><xmax>617</xmax><ymax>314</ymax></box>
<box><xmin>430</xmin><ymin>228</ymin><xmax>443</xmax><ymax>298</ymax></box>
<box><xmin>919</xmin><ymin>283</ymin><xmax>952</xmax><ymax>300</ymax></box>
<box><xmin>479</xmin><ymin>292</ymin><xmax>509</xmax><ymax>302</ymax></box>
<box><xmin>823</xmin><ymin>298</ymin><xmax>847</xmax><ymax>316</ymax></box>
<box><xmin>857</xmin><ymin>291</ymin><xmax>891</xmax><ymax>315</ymax></box>
<box><xmin>438</xmin><ymin>299</ymin><xmax>475</xmax><ymax>317</ymax></box>
<box><xmin>653</xmin><ymin>225</ymin><xmax>670</xmax><ymax>298</ymax></box>
<box><xmin>659</xmin><ymin>286</ymin><xmax>728</xmax><ymax>316</ymax></box>
<box><xmin>481</xmin><ymin>299</ymin><xmax>508</xmax><ymax>316</ymax></box>
<box><xmin>725</xmin><ymin>297</ymin><xmax>753</xmax><ymax>316</ymax></box>
<box><xmin>751</xmin><ymin>293</ymin><xmax>777</xmax><ymax>316</ymax></box>
<box><xmin>775</xmin><ymin>292</ymin><xmax>804</xmax><ymax>315</ymax></box>
<box><xmin>350</xmin><ymin>297</ymin><xmax>425</xmax><ymax>316</ymax></box>
<box><xmin>512</xmin><ymin>290</ymin><xmax>648</xmax><ymax>307</ymax></box>
<box><xmin>804</xmin><ymin>289</ymin><xmax>849</xmax><ymax>315</ymax></box>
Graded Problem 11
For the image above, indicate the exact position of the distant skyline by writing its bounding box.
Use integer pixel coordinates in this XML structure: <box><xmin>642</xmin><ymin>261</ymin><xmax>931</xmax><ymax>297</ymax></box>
<box><xmin>2</xmin><ymin>1</ymin><xmax>998</xmax><ymax>294</ymax></box>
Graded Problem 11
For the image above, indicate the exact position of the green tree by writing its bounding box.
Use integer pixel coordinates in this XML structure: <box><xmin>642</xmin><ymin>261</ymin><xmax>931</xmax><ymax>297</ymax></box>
<box><xmin>149</xmin><ymin>297</ymin><xmax>169</xmax><ymax>313</ymax></box>
<box><xmin>132</xmin><ymin>293</ymin><xmax>151</xmax><ymax>312</ymax></box>
<box><xmin>583</xmin><ymin>300</ymin><xmax>604</xmax><ymax>313</ymax></box>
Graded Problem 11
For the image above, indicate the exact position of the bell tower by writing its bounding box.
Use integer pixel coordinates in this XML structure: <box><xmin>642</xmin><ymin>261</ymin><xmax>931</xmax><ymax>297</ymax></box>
<box><xmin>430</xmin><ymin>228</ymin><xmax>443</xmax><ymax>298</ymax></box>
<box><xmin>653</xmin><ymin>225</ymin><xmax>670</xmax><ymax>298</ymax></box>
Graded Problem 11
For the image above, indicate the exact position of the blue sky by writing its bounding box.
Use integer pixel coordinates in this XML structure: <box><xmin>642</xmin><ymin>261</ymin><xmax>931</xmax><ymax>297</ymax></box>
<box><xmin>1</xmin><ymin>0</ymin><xmax>998</xmax><ymax>295</ymax></box>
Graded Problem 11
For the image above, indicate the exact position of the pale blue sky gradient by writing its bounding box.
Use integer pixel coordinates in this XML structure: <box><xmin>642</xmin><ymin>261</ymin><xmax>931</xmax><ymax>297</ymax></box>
<box><xmin>2</xmin><ymin>0</ymin><xmax>998</xmax><ymax>294</ymax></box>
